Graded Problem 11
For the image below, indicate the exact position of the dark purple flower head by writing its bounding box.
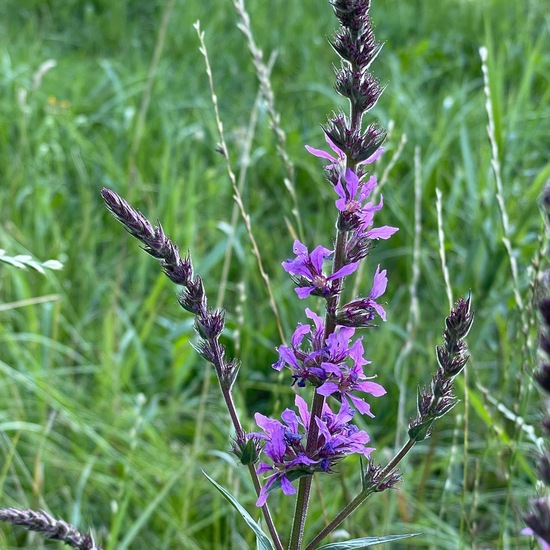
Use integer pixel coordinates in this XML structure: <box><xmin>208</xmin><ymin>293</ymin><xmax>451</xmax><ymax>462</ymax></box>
<box><xmin>253</xmin><ymin>395</ymin><xmax>373</xmax><ymax>506</ymax></box>
<box><xmin>330</xmin><ymin>23</ymin><xmax>382</xmax><ymax>69</ymax></box>
<box><xmin>282</xmin><ymin>239</ymin><xmax>359</xmax><ymax>299</ymax></box>
<box><xmin>334</xmin><ymin>66</ymin><xmax>384</xmax><ymax>114</ymax></box>
<box><xmin>323</xmin><ymin>114</ymin><xmax>386</xmax><ymax>165</ymax></box>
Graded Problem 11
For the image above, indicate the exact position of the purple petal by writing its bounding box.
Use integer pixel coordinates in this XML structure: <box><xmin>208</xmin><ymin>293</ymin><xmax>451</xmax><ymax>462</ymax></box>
<box><xmin>291</xmin><ymin>324</ymin><xmax>311</xmax><ymax>347</ymax></box>
<box><xmin>255</xmin><ymin>474</ymin><xmax>278</xmax><ymax>507</ymax></box>
<box><xmin>347</xmin><ymin>338</ymin><xmax>367</xmax><ymax>366</ymax></box>
<box><xmin>358</xmin><ymin>176</ymin><xmax>377</xmax><ymax>202</ymax></box>
<box><xmin>317</xmin><ymin>381</ymin><xmax>339</xmax><ymax>397</ymax></box>
<box><xmin>366</xmin><ymin>226</ymin><xmax>399</xmax><ymax>240</ymax></box>
<box><xmin>292</xmin><ymin>239</ymin><xmax>308</xmax><ymax>256</ymax></box>
<box><xmin>254</xmin><ymin>412</ymin><xmax>277</xmax><ymax>432</ymax></box>
<box><xmin>270</xmin><ymin>425</ymin><xmax>287</xmax><ymax>460</ymax></box>
<box><xmin>315</xmin><ymin>416</ymin><xmax>332</xmax><ymax>440</ymax></box>
<box><xmin>334</xmin><ymin>176</ymin><xmax>347</xmax><ymax>206</ymax></box>
<box><xmin>305</xmin><ymin>308</ymin><xmax>323</xmax><ymax>331</ymax></box>
<box><xmin>325</xmin><ymin>134</ymin><xmax>344</xmax><ymax>158</ymax></box>
<box><xmin>356</xmin><ymin>380</ymin><xmax>387</xmax><ymax>397</ymax></box>
<box><xmin>296</xmin><ymin>286</ymin><xmax>315</xmax><ymax>299</ymax></box>
<box><xmin>344</xmin><ymin>168</ymin><xmax>359</xmax><ymax>198</ymax></box>
<box><xmin>276</xmin><ymin>346</ymin><xmax>297</xmax><ymax>369</ymax></box>
<box><xmin>305</xmin><ymin>145</ymin><xmax>336</xmax><ymax>162</ymax></box>
<box><xmin>320</xmin><ymin>362</ymin><xmax>342</xmax><ymax>377</ymax></box>
<box><xmin>310</xmin><ymin>245</ymin><xmax>332</xmax><ymax>272</ymax></box>
<box><xmin>370</xmin><ymin>265</ymin><xmax>388</xmax><ymax>299</ymax></box>
<box><xmin>280</xmin><ymin>475</ymin><xmax>296</xmax><ymax>496</ymax></box>
<box><xmin>282</xmin><ymin>258</ymin><xmax>308</xmax><ymax>276</ymax></box>
<box><xmin>281</xmin><ymin>408</ymin><xmax>299</xmax><ymax>432</ymax></box>
<box><xmin>257</xmin><ymin>462</ymin><xmax>273</xmax><ymax>474</ymax></box>
<box><xmin>295</xmin><ymin>395</ymin><xmax>310</xmax><ymax>426</ymax></box>
<box><xmin>372</xmin><ymin>302</ymin><xmax>387</xmax><ymax>321</ymax></box>
<box><xmin>329</xmin><ymin>261</ymin><xmax>360</xmax><ymax>280</ymax></box>
<box><xmin>359</xmin><ymin>147</ymin><xmax>384</xmax><ymax>165</ymax></box>
<box><xmin>333</xmin><ymin>399</ymin><xmax>353</xmax><ymax>424</ymax></box>
<box><xmin>349</xmin><ymin>394</ymin><xmax>374</xmax><ymax>417</ymax></box>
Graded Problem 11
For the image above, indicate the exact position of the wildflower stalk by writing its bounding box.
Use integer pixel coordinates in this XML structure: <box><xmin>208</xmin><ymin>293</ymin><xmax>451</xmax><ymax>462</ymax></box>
<box><xmin>0</xmin><ymin>508</ymin><xmax>102</xmax><ymax>550</ymax></box>
<box><xmin>100</xmin><ymin>188</ymin><xmax>283</xmax><ymax>550</ymax></box>
<box><xmin>305</xmin><ymin>296</ymin><xmax>472</xmax><ymax>547</ymax></box>
<box><xmin>288</xmin><ymin>0</ymin><xmax>384</xmax><ymax>544</ymax></box>
<box><xmin>289</xmin><ymin>190</ymin><xmax>355</xmax><ymax>548</ymax></box>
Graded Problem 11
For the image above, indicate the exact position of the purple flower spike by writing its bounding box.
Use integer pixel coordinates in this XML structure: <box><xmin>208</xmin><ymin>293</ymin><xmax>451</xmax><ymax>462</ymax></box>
<box><xmin>282</xmin><ymin>239</ymin><xmax>359</xmax><ymax>299</ymax></box>
<box><xmin>253</xmin><ymin>395</ymin><xmax>373</xmax><ymax>506</ymax></box>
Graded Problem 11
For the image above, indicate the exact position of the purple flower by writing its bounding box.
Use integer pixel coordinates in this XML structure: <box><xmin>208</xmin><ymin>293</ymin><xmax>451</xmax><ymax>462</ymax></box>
<box><xmin>334</xmin><ymin>168</ymin><xmax>377</xmax><ymax>213</ymax></box>
<box><xmin>335</xmin><ymin>168</ymin><xmax>399</xmax><ymax>239</ymax></box>
<box><xmin>273</xmin><ymin>309</ymin><xmax>386</xmax><ymax>416</ymax></box>
<box><xmin>253</xmin><ymin>395</ymin><xmax>373</xmax><ymax>506</ymax></box>
<box><xmin>305</xmin><ymin>134</ymin><xmax>383</xmax><ymax>173</ymax></box>
<box><xmin>282</xmin><ymin>239</ymin><xmax>359</xmax><ymax>299</ymax></box>
<box><xmin>316</xmin><ymin>326</ymin><xmax>386</xmax><ymax>417</ymax></box>
<box><xmin>272</xmin><ymin>308</ymin><xmax>327</xmax><ymax>386</ymax></box>
<box><xmin>337</xmin><ymin>265</ymin><xmax>388</xmax><ymax>326</ymax></box>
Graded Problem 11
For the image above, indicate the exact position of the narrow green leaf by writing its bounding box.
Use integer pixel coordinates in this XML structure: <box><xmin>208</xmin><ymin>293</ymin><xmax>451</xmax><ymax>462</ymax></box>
<box><xmin>202</xmin><ymin>470</ymin><xmax>275</xmax><ymax>550</ymax></box>
<box><xmin>316</xmin><ymin>532</ymin><xmax>421</xmax><ymax>549</ymax></box>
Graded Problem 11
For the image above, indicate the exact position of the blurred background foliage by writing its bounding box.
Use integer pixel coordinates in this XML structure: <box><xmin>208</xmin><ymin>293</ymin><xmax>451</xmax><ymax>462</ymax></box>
<box><xmin>0</xmin><ymin>0</ymin><xmax>549</xmax><ymax>548</ymax></box>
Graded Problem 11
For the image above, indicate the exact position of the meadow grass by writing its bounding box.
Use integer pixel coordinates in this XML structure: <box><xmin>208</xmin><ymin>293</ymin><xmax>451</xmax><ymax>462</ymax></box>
<box><xmin>0</xmin><ymin>0</ymin><xmax>549</xmax><ymax>548</ymax></box>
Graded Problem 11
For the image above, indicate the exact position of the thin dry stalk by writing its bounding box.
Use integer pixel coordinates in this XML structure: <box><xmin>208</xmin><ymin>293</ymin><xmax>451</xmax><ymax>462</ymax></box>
<box><xmin>232</xmin><ymin>0</ymin><xmax>303</xmax><ymax>241</ymax></box>
<box><xmin>394</xmin><ymin>145</ymin><xmax>422</xmax><ymax>446</ymax></box>
<box><xmin>195</xmin><ymin>20</ymin><xmax>285</xmax><ymax>346</ymax></box>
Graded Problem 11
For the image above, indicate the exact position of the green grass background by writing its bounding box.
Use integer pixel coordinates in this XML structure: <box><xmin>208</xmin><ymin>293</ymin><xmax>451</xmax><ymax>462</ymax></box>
<box><xmin>0</xmin><ymin>0</ymin><xmax>549</xmax><ymax>548</ymax></box>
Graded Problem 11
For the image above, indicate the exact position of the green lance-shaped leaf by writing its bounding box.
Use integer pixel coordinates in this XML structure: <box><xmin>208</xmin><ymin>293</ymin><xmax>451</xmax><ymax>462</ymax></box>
<box><xmin>316</xmin><ymin>532</ymin><xmax>421</xmax><ymax>549</ymax></box>
<box><xmin>202</xmin><ymin>470</ymin><xmax>275</xmax><ymax>550</ymax></box>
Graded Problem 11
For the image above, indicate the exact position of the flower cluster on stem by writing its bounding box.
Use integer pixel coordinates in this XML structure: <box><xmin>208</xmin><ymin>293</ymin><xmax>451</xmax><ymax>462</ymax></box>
<box><xmin>100</xmin><ymin>188</ymin><xmax>283</xmax><ymax>549</ymax></box>
<box><xmin>240</xmin><ymin>1</ymin><xmax>402</xmax><ymax>547</ymax></box>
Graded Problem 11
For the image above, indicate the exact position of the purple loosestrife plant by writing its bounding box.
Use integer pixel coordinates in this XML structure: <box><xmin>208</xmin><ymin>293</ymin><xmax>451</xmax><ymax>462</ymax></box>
<box><xmin>0</xmin><ymin>1</ymin><xmax>473</xmax><ymax>548</ymax></box>
<box><xmin>100</xmin><ymin>1</ymin><xmax>472</xmax><ymax>549</ymax></box>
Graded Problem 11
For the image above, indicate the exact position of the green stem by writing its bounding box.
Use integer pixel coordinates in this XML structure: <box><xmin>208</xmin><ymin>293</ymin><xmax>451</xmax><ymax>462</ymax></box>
<box><xmin>288</xmin><ymin>222</ymin><xmax>350</xmax><ymax>548</ymax></box>
<box><xmin>378</xmin><ymin>438</ymin><xmax>415</xmax><ymax>481</ymax></box>
<box><xmin>305</xmin><ymin>489</ymin><xmax>373</xmax><ymax>550</ymax></box>
<box><xmin>305</xmin><ymin>438</ymin><xmax>417</xmax><ymax>549</ymax></box>
<box><xmin>212</xmin><ymin>345</ymin><xmax>283</xmax><ymax>550</ymax></box>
